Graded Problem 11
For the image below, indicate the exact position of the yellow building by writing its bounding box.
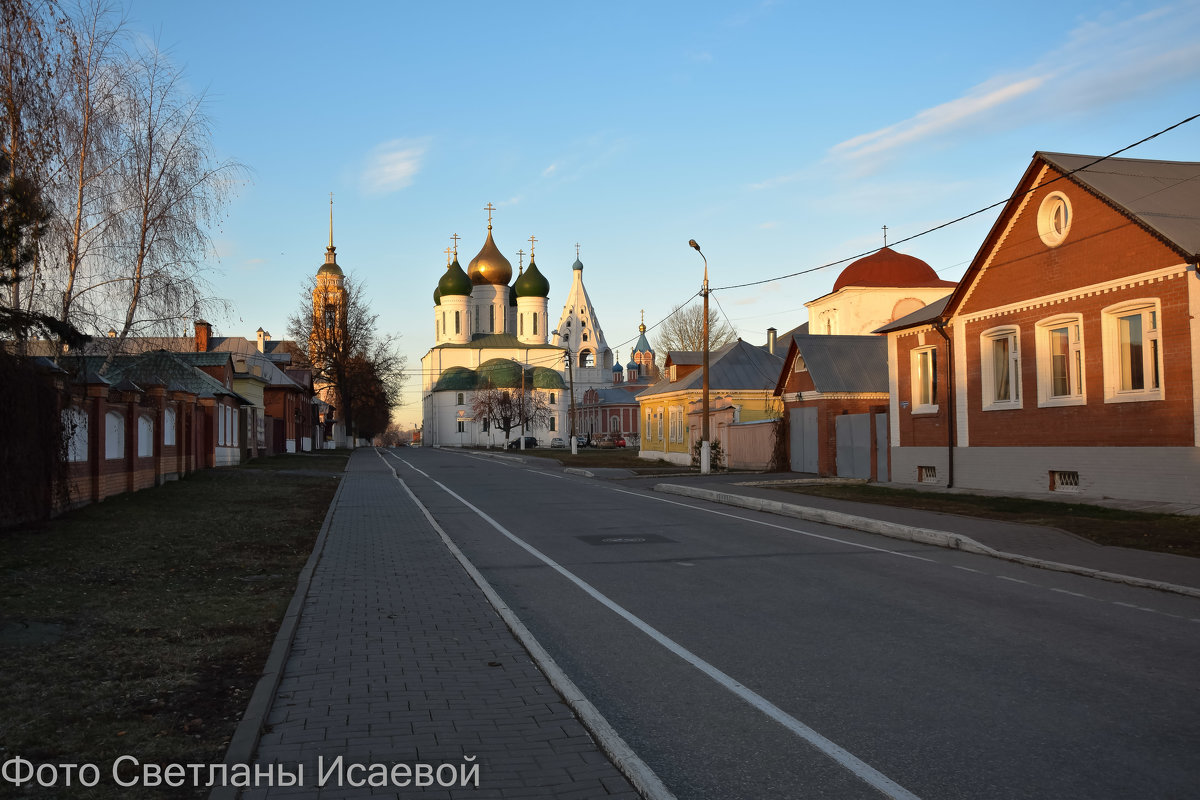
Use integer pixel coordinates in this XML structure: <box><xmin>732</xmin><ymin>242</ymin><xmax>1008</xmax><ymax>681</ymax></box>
<box><xmin>636</xmin><ymin>339</ymin><xmax>783</xmax><ymax>466</ymax></box>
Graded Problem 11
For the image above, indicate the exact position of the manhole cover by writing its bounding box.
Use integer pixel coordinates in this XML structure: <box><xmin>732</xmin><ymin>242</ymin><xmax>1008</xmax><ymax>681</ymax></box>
<box><xmin>577</xmin><ymin>533</ymin><xmax>675</xmax><ymax>546</ymax></box>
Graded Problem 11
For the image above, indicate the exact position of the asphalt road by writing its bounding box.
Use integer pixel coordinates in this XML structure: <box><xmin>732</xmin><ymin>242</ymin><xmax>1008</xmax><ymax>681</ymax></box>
<box><xmin>381</xmin><ymin>447</ymin><xmax>1200</xmax><ymax>799</ymax></box>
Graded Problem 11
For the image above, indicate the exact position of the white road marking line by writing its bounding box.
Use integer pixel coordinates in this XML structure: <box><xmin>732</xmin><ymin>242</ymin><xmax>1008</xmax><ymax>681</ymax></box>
<box><xmin>396</xmin><ymin>460</ymin><xmax>921</xmax><ymax>800</ymax></box>
<box><xmin>1113</xmin><ymin>602</ymin><xmax>1157</xmax><ymax>613</ymax></box>
<box><xmin>1049</xmin><ymin>588</ymin><xmax>1093</xmax><ymax>599</ymax></box>
<box><xmin>606</xmin><ymin>487</ymin><xmax>1199</xmax><ymax>623</ymax></box>
<box><xmin>609</xmin><ymin>486</ymin><xmax>938</xmax><ymax>563</ymax></box>
<box><xmin>377</xmin><ymin>452</ymin><xmax>676</xmax><ymax>800</ymax></box>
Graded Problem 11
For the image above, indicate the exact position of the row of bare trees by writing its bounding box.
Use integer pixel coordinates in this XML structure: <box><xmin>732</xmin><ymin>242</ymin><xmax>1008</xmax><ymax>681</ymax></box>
<box><xmin>1</xmin><ymin>0</ymin><xmax>243</xmax><ymax>367</ymax></box>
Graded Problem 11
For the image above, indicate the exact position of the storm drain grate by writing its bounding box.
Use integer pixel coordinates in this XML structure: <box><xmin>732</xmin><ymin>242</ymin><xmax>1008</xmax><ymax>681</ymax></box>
<box><xmin>577</xmin><ymin>533</ymin><xmax>676</xmax><ymax>546</ymax></box>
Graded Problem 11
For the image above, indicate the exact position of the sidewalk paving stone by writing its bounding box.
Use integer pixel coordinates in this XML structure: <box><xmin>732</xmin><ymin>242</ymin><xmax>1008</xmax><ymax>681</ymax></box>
<box><xmin>239</xmin><ymin>451</ymin><xmax>639</xmax><ymax>799</ymax></box>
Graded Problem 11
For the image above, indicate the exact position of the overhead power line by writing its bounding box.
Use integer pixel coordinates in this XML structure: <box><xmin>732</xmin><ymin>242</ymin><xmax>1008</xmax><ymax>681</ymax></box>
<box><xmin>713</xmin><ymin>112</ymin><xmax>1200</xmax><ymax>293</ymax></box>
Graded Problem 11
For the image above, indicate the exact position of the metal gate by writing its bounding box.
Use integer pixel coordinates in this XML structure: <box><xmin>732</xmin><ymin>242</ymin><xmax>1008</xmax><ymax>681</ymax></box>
<box><xmin>836</xmin><ymin>413</ymin><xmax>871</xmax><ymax>478</ymax></box>
<box><xmin>789</xmin><ymin>407</ymin><xmax>818</xmax><ymax>473</ymax></box>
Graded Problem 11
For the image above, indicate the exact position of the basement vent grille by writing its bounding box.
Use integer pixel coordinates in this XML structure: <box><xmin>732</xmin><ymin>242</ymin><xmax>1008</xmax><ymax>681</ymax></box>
<box><xmin>1050</xmin><ymin>470</ymin><xmax>1080</xmax><ymax>492</ymax></box>
<box><xmin>918</xmin><ymin>466</ymin><xmax>937</xmax><ymax>482</ymax></box>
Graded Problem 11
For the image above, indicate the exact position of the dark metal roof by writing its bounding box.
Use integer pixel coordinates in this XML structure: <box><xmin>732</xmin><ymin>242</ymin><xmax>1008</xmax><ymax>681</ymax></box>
<box><xmin>788</xmin><ymin>334</ymin><xmax>888</xmax><ymax>393</ymax></box>
<box><xmin>873</xmin><ymin>295</ymin><xmax>952</xmax><ymax>334</ymax></box>
<box><xmin>665</xmin><ymin>351</ymin><xmax>704</xmax><ymax>366</ymax></box>
<box><xmin>1039</xmin><ymin>152</ymin><xmax>1200</xmax><ymax>258</ymax></box>
<box><xmin>173</xmin><ymin>351</ymin><xmax>235</xmax><ymax>368</ymax></box>
<box><xmin>637</xmin><ymin>339</ymin><xmax>784</xmax><ymax>398</ymax></box>
<box><xmin>61</xmin><ymin>351</ymin><xmax>249</xmax><ymax>402</ymax></box>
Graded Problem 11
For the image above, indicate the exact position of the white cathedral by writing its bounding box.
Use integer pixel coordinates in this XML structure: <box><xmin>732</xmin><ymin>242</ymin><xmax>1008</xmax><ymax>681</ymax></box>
<box><xmin>420</xmin><ymin>212</ymin><xmax>615</xmax><ymax>447</ymax></box>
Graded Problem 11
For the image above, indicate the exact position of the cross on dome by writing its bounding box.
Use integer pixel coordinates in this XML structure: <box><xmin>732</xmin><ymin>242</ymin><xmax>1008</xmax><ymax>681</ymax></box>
<box><xmin>484</xmin><ymin>202</ymin><xmax>495</xmax><ymax>229</ymax></box>
<box><xmin>528</xmin><ymin>234</ymin><xmax>537</xmax><ymax>256</ymax></box>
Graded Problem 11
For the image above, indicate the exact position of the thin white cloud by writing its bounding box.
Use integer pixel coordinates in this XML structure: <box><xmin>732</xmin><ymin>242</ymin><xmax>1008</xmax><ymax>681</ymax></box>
<box><xmin>832</xmin><ymin>77</ymin><xmax>1044</xmax><ymax>161</ymax></box>
<box><xmin>757</xmin><ymin>220</ymin><xmax>777</xmax><ymax>229</ymax></box>
<box><xmin>542</xmin><ymin>163</ymin><xmax>558</xmax><ymax>176</ymax></box>
<box><xmin>830</xmin><ymin>4</ymin><xmax>1200</xmax><ymax>165</ymax></box>
<box><xmin>362</xmin><ymin>138</ymin><xmax>429</xmax><ymax>194</ymax></box>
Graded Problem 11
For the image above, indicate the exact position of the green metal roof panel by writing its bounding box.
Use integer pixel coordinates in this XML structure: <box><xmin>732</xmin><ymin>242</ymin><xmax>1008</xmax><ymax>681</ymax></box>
<box><xmin>433</xmin><ymin>366</ymin><xmax>481</xmax><ymax>391</ymax></box>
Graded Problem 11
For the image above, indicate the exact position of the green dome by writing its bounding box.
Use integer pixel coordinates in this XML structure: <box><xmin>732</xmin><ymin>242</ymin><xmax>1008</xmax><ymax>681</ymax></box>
<box><xmin>437</xmin><ymin>259</ymin><xmax>473</xmax><ymax>297</ymax></box>
<box><xmin>531</xmin><ymin>366</ymin><xmax>566</xmax><ymax>389</ymax></box>
<box><xmin>509</xmin><ymin>283</ymin><xmax>518</xmax><ymax>306</ymax></box>
<box><xmin>434</xmin><ymin>286</ymin><xmax>442</xmax><ymax>305</ymax></box>
<box><xmin>477</xmin><ymin>358</ymin><xmax>525</xmax><ymax>389</ymax></box>
<box><xmin>513</xmin><ymin>258</ymin><xmax>550</xmax><ymax>298</ymax></box>
<box><xmin>433</xmin><ymin>366</ymin><xmax>480</xmax><ymax>392</ymax></box>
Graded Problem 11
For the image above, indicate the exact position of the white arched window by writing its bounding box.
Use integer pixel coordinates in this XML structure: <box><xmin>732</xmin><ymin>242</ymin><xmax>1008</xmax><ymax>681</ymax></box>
<box><xmin>980</xmin><ymin>325</ymin><xmax>1022</xmax><ymax>410</ymax></box>
<box><xmin>137</xmin><ymin>415</ymin><xmax>154</xmax><ymax>457</ymax></box>
<box><xmin>105</xmin><ymin>411</ymin><xmax>125</xmax><ymax>459</ymax></box>
<box><xmin>63</xmin><ymin>407</ymin><xmax>88</xmax><ymax>462</ymax></box>
<box><xmin>164</xmin><ymin>407</ymin><xmax>177</xmax><ymax>446</ymax></box>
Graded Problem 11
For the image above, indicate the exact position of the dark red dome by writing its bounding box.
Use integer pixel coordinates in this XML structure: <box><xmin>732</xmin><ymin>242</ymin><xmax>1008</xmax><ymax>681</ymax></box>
<box><xmin>832</xmin><ymin>247</ymin><xmax>953</xmax><ymax>292</ymax></box>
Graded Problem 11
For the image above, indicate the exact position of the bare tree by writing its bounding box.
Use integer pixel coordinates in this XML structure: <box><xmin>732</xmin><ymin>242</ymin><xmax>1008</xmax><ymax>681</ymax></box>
<box><xmin>46</xmin><ymin>1</ymin><xmax>127</xmax><ymax>341</ymax></box>
<box><xmin>286</xmin><ymin>274</ymin><xmax>406</xmax><ymax>440</ymax></box>
<box><xmin>470</xmin><ymin>385</ymin><xmax>552</xmax><ymax>444</ymax></box>
<box><xmin>652</xmin><ymin>301</ymin><xmax>737</xmax><ymax>355</ymax></box>
<box><xmin>0</xmin><ymin>0</ymin><xmax>60</xmax><ymax>314</ymax></box>
<box><xmin>100</xmin><ymin>41</ymin><xmax>242</xmax><ymax>371</ymax></box>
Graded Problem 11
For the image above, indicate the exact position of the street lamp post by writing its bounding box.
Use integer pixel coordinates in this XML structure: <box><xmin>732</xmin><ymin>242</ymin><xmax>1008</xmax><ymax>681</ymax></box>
<box><xmin>689</xmin><ymin>239</ymin><xmax>711</xmax><ymax>474</ymax></box>
<box><xmin>552</xmin><ymin>330</ymin><xmax>578</xmax><ymax>455</ymax></box>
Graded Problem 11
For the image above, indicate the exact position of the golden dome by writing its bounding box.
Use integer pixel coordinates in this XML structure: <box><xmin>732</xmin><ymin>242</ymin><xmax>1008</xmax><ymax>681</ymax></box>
<box><xmin>467</xmin><ymin>227</ymin><xmax>513</xmax><ymax>286</ymax></box>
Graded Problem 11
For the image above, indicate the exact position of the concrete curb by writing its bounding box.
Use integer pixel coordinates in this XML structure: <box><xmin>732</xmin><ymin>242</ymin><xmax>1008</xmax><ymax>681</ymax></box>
<box><xmin>209</xmin><ymin>472</ymin><xmax>348</xmax><ymax>800</ymax></box>
<box><xmin>379</xmin><ymin>451</ymin><xmax>676</xmax><ymax>800</ymax></box>
<box><xmin>564</xmin><ymin>467</ymin><xmax>595</xmax><ymax>477</ymax></box>
<box><xmin>655</xmin><ymin>483</ymin><xmax>1200</xmax><ymax>600</ymax></box>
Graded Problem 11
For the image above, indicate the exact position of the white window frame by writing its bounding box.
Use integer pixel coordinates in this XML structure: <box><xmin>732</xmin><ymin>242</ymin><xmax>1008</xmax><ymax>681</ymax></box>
<box><xmin>137</xmin><ymin>415</ymin><xmax>154</xmax><ymax>457</ymax></box>
<box><xmin>1036</xmin><ymin>191</ymin><xmax>1073</xmax><ymax>248</ymax></box>
<box><xmin>63</xmin><ymin>407</ymin><xmax>88</xmax><ymax>462</ymax></box>
<box><xmin>164</xmin><ymin>407</ymin><xmax>176</xmax><ymax>446</ymax></box>
<box><xmin>980</xmin><ymin>325</ymin><xmax>1022</xmax><ymax>411</ymax></box>
<box><xmin>1035</xmin><ymin>314</ymin><xmax>1086</xmax><ymax>407</ymax></box>
<box><xmin>1101</xmin><ymin>299</ymin><xmax>1163</xmax><ymax>403</ymax></box>
<box><xmin>910</xmin><ymin>345</ymin><xmax>938</xmax><ymax>414</ymax></box>
<box><xmin>105</xmin><ymin>411</ymin><xmax>125</xmax><ymax>459</ymax></box>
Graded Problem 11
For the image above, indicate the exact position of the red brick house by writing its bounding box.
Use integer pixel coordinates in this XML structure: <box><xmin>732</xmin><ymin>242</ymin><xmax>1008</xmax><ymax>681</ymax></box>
<box><xmin>878</xmin><ymin>152</ymin><xmax>1200</xmax><ymax>502</ymax></box>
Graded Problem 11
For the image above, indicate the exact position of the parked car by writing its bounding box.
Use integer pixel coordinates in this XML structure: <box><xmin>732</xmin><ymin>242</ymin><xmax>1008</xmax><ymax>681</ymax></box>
<box><xmin>614</xmin><ymin>436</ymin><xmax>627</xmax><ymax>448</ymax></box>
<box><xmin>576</xmin><ymin>436</ymin><xmax>589</xmax><ymax>448</ymax></box>
<box><xmin>506</xmin><ymin>436</ymin><xmax>538</xmax><ymax>450</ymax></box>
<box><xmin>597</xmin><ymin>436</ymin><xmax>617</xmax><ymax>449</ymax></box>
<box><xmin>550</xmin><ymin>437</ymin><xmax>566</xmax><ymax>448</ymax></box>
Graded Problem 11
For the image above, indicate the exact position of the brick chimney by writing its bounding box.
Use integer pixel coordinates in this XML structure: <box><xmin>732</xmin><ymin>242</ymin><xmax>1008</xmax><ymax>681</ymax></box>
<box><xmin>194</xmin><ymin>320</ymin><xmax>211</xmax><ymax>352</ymax></box>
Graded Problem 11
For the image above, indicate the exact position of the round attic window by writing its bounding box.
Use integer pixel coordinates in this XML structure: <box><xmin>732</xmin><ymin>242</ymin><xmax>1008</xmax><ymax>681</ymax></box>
<box><xmin>1037</xmin><ymin>191</ymin><xmax>1072</xmax><ymax>247</ymax></box>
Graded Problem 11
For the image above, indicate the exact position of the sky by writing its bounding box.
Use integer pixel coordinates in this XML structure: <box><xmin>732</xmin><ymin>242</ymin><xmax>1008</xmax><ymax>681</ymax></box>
<box><xmin>121</xmin><ymin>0</ymin><xmax>1200</xmax><ymax>428</ymax></box>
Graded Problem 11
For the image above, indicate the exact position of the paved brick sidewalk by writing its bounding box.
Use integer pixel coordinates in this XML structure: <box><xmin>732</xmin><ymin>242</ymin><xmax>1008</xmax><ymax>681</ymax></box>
<box><xmin>243</xmin><ymin>451</ymin><xmax>640</xmax><ymax>799</ymax></box>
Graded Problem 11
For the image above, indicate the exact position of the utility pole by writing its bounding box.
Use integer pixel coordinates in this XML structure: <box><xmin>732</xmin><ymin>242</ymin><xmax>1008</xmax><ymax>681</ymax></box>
<box><xmin>552</xmin><ymin>329</ymin><xmax>579</xmax><ymax>455</ymax></box>
<box><xmin>690</xmin><ymin>239</ymin><xmax>711</xmax><ymax>474</ymax></box>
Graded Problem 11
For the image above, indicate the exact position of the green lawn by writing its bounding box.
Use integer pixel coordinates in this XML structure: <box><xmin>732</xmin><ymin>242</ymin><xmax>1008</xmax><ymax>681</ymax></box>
<box><xmin>0</xmin><ymin>452</ymin><xmax>345</xmax><ymax>797</ymax></box>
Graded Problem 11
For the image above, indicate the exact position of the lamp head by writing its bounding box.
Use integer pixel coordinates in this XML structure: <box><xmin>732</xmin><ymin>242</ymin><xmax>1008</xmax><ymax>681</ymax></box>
<box><xmin>689</xmin><ymin>239</ymin><xmax>701</xmax><ymax>252</ymax></box>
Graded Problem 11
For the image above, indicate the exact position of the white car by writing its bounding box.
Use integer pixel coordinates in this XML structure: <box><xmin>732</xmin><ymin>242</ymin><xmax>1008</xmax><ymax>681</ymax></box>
<box><xmin>550</xmin><ymin>437</ymin><xmax>566</xmax><ymax>448</ymax></box>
